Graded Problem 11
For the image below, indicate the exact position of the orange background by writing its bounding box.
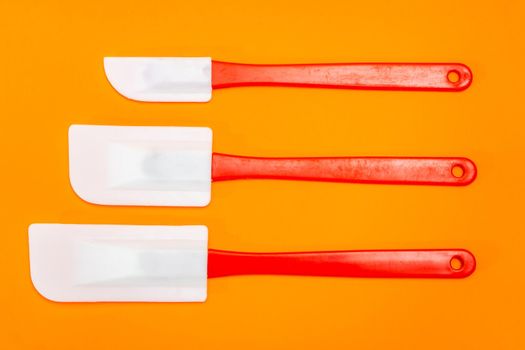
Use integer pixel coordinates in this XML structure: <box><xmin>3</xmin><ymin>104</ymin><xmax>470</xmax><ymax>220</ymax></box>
<box><xmin>1</xmin><ymin>0</ymin><xmax>524</xmax><ymax>348</ymax></box>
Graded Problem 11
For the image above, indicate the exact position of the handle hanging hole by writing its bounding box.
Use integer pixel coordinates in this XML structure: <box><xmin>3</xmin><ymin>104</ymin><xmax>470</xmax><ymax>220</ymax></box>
<box><xmin>450</xmin><ymin>256</ymin><xmax>464</xmax><ymax>271</ymax></box>
<box><xmin>447</xmin><ymin>70</ymin><xmax>461</xmax><ymax>84</ymax></box>
<box><xmin>451</xmin><ymin>164</ymin><xmax>465</xmax><ymax>178</ymax></box>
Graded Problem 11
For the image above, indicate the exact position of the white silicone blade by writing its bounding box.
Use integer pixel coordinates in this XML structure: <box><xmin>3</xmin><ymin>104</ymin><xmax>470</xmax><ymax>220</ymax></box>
<box><xmin>69</xmin><ymin>125</ymin><xmax>213</xmax><ymax>207</ymax></box>
<box><xmin>29</xmin><ymin>224</ymin><xmax>208</xmax><ymax>302</ymax></box>
<box><xmin>104</xmin><ymin>57</ymin><xmax>212</xmax><ymax>102</ymax></box>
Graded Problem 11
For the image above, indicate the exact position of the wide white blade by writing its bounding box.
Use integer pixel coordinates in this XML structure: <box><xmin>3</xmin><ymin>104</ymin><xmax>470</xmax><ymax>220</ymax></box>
<box><xmin>104</xmin><ymin>57</ymin><xmax>212</xmax><ymax>102</ymax></box>
<box><xmin>69</xmin><ymin>125</ymin><xmax>213</xmax><ymax>207</ymax></box>
<box><xmin>29</xmin><ymin>224</ymin><xmax>208</xmax><ymax>302</ymax></box>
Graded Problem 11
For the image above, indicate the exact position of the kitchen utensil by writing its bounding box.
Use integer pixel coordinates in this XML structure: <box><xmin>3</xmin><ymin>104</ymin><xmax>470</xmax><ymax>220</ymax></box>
<box><xmin>29</xmin><ymin>224</ymin><xmax>476</xmax><ymax>302</ymax></box>
<box><xmin>69</xmin><ymin>125</ymin><xmax>477</xmax><ymax>207</ymax></box>
<box><xmin>104</xmin><ymin>57</ymin><xmax>473</xmax><ymax>102</ymax></box>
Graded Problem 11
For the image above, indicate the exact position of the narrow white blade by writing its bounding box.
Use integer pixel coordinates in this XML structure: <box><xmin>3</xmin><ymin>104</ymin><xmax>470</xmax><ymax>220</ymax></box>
<box><xmin>69</xmin><ymin>125</ymin><xmax>213</xmax><ymax>207</ymax></box>
<box><xmin>104</xmin><ymin>57</ymin><xmax>212</xmax><ymax>102</ymax></box>
<box><xmin>29</xmin><ymin>224</ymin><xmax>208</xmax><ymax>302</ymax></box>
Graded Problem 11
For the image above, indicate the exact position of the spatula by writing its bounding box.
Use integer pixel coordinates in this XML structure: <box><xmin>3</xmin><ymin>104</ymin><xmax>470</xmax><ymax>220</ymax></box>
<box><xmin>69</xmin><ymin>125</ymin><xmax>477</xmax><ymax>207</ymax></box>
<box><xmin>104</xmin><ymin>57</ymin><xmax>473</xmax><ymax>102</ymax></box>
<box><xmin>29</xmin><ymin>224</ymin><xmax>476</xmax><ymax>302</ymax></box>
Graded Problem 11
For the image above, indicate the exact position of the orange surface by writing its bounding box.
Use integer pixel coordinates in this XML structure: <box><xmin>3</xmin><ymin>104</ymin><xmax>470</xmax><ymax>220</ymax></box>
<box><xmin>1</xmin><ymin>0</ymin><xmax>524</xmax><ymax>348</ymax></box>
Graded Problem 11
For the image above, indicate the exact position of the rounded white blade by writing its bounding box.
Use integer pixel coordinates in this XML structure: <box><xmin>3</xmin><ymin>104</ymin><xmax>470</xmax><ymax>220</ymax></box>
<box><xmin>29</xmin><ymin>224</ymin><xmax>208</xmax><ymax>302</ymax></box>
<box><xmin>104</xmin><ymin>57</ymin><xmax>212</xmax><ymax>102</ymax></box>
<box><xmin>69</xmin><ymin>125</ymin><xmax>213</xmax><ymax>207</ymax></box>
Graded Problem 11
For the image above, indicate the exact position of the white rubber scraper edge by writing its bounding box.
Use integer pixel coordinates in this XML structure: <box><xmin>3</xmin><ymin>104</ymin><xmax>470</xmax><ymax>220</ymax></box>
<box><xmin>68</xmin><ymin>125</ymin><xmax>213</xmax><ymax>207</ymax></box>
<box><xmin>29</xmin><ymin>224</ymin><xmax>208</xmax><ymax>302</ymax></box>
<box><xmin>104</xmin><ymin>57</ymin><xmax>212</xmax><ymax>102</ymax></box>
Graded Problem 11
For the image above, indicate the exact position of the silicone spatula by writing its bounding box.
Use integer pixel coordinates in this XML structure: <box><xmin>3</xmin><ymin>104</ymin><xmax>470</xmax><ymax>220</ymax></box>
<box><xmin>69</xmin><ymin>125</ymin><xmax>477</xmax><ymax>207</ymax></box>
<box><xmin>29</xmin><ymin>224</ymin><xmax>476</xmax><ymax>302</ymax></box>
<box><xmin>104</xmin><ymin>57</ymin><xmax>473</xmax><ymax>102</ymax></box>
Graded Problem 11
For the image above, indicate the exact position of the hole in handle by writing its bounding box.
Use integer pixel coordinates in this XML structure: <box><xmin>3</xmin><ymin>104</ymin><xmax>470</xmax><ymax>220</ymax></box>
<box><xmin>450</xmin><ymin>256</ymin><xmax>464</xmax><ymax>271</ymax></box>
<box><xmin>447</xmin><ymin>70</ymin><xmax>461</xmax><ymax>84</ymax></box>
<box><xmin>451</xmin><ymin>164</ymin><xmax>465</xmax><ymax>178</ymax></box>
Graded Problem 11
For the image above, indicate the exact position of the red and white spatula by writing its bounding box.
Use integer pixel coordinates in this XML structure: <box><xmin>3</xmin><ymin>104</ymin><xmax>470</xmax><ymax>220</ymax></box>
<box><xmin>29</xmin><ymin>224</ymin><xmax>476</xmax><ymax>302</ymax></box>
<box><xmin>69</xmin><ymin>125</ymin><xmax>477</xmax><ymax>207</ymax></box>
<box><xmin>104</xmin><ymin>58</ymin><xmax>473</xmax><ymax>102</ymax></box>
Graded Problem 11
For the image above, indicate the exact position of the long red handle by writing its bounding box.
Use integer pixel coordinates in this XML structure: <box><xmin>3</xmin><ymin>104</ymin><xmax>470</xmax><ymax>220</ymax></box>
<box><xmin>212</xmin><ymin>154</ymin><xmax>476</xmax><ymax>186</ymax></box>
<box><xmin>211</xmin><ymin>62</ymin><xmax>472</xmax><ymax>91</ymax></box>
<box><xmin>208</xmin><ymin>249</ymin><xmax>475</xmax><ymax>278</ymax></box>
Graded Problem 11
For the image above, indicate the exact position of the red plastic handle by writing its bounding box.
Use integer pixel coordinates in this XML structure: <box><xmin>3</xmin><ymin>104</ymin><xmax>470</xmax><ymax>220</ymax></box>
<box><xmin>208</xmin><ymin>249</ymin><xmax>475</xmax><ymax>278</ymax></box>
<box><xmin>212</xmin><ymin>62</ymin><xmax>472</xmax><ymax>91</ymax></box>
<box><xmin>212</xmin><ymin>154</ymin><xmax>476</xmax><ymax>186</ymax></box>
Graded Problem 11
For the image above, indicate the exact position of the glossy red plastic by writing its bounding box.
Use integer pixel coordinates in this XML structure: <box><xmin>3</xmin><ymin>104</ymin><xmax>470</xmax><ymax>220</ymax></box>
<box><xmin>211</xmin><ymin>154</ymin><xmax>476</xmax><ymax>186</ymax></box>
<box><xmin>208</xmin><ymin>249</ymin><xmax>475</xmax><ymax>278</ymax></box>
<box><xmin>211</xmin><ymin>62</ymin><xmax>472</xmax><ymax>91</ymax></box>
